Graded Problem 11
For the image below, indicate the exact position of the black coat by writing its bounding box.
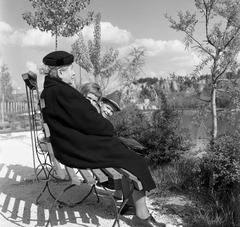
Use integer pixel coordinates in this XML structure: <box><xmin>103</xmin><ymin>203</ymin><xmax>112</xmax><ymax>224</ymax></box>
<box><xmin>41</xmin><ymin>76</ymin><xmax>156</xmax><ymax>191</ymax></box>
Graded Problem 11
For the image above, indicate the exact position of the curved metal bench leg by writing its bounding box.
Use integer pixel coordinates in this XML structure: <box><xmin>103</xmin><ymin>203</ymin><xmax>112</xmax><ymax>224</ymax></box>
<box><xmin>98</xmin><ymin>185</ymin><xmax>120</xmax><ymax>227</ymax></box>
<box><xmin>46</xmin><ymin>184</ymin><xmax>76</xmax><ymax>227</ymax></box>
<box><xmin>93</xmin><ymin>185</ymin><xmax>100</xmax><ymax>203</ymax></box>
<box><xmin>46</xmin><ymin>184</ymin><xmax>99</xmax><ymax>226</ymax></box>
<box><xmin>36</xmin><ymin>181</ymin><xmax>48</xmax><ymax>204</ymax></box>
<box><xmin>36</xmin><ymin>166</ymin><xmax>52</xmax><ymax>205</ymax></box>
<box><xmin>47</xmin><ymin>182</ymin><xmax>98</xmax><ymax>207</ymax></box>
<box><xmin>112</xmin><ymin>181</ymin><xmax>135</xmax><ymax>227</ymax></box>
<box><xmin>99</xmin><ymin>181</ymin><xmax>134</xmax><ymax>227</ymax></box>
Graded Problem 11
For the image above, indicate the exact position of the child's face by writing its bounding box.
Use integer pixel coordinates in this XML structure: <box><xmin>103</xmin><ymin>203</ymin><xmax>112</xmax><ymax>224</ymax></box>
<box><xmin>100</xmin><ymin>102</ymin><xmax>114</xmax><ymax>118</ymax></box>
<box><xmin>86</xmin><ymin>93</ymin><xmax>100</xmax><ymax>113</ymax></box>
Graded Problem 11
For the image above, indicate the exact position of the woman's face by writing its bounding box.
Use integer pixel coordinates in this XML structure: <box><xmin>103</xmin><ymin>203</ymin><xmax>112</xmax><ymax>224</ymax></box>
<box><xmin>58</xmin><ymin>64</ymin><xmax>75</xmax><ymax>86</ymax></box>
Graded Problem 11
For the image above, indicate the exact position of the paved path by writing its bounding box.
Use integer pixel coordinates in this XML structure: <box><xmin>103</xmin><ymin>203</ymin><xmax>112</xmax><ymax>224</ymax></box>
<box><xmin>0</xmin><ymin>131</ymin><xmax>179</xmax><ymax>227</ymax></box>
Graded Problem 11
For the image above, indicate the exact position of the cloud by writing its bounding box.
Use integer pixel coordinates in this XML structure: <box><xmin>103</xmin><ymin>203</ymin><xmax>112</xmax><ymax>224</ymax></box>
<box><xmin>0</xmin><ymin>21</ymin><xmax>13</xmax><ymax>45</ymax></box>
<box><xmin>101</xmin><ymin>22</ymin><xmax>133</xmax><ymax>45</ymax></box>
<box><xmin>144</xmin><ymin>69</ymin><xmax>158</xmax><ymax>78</ymax></box>
<box><xmin>0</xmin><ymin>53</ymin><xmax>3</xmax><ymax>66</ymax></box>
<box><xmin>26</xmin><ymin>61</ymin><xmax>38</xmax><ymax>72</ymax></box>
<box><xmin>0</xmin><ymin>19</ymin><xmax>202</xmax><ymax>83</ymax></box>
<box><xmin>134</xmin><ymin>38</ymin><xmax>189</xmax><ymax>58</ymax></box>
<box><xmin>0</xmin><ymin>21</ymin><xmax>12</xmax><ymax>33</ymax></box>
<box><xmin>21</xmin><ymin>30</ymin><xmax>53</xmax><ymax>46</ymax></box>
<box><xmin>0</xmin><ymin>21</ymin><xmax>55</xmax><ymax>47</ymax></box>
<box><xmin>81</xmin><ymin>21</ymin><xmax>133</xmax><ymax>46</ymax></box>
<box><xmin>25</xmin><ymin>61</ymin><xmax>45</xmax><ymax>91</ymax></box>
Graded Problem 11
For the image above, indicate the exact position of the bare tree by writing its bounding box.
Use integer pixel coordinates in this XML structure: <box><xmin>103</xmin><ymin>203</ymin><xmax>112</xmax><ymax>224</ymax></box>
<box><xmin>22</xmin><ymin>0</ymin><xmax>94</xmax><ymax>50</ymax></box>
<box><xmin>166</xmin><ymin>0</ymin><xmax>240</xmax><ymax>139</ymax></box>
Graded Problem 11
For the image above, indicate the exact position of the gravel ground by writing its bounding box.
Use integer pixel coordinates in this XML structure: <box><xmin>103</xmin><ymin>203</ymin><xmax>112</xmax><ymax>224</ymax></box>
<box><xmin>0</xmin><ymin>131</ymin><xmax>181</xmax><ymax>227</ymax></box>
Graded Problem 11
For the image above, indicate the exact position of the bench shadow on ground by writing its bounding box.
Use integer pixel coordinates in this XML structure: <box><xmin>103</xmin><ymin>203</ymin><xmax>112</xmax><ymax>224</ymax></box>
<box><xmin>0</xmin><ymin>163</ymin><xmax>132</xmax><ymax>227</ymax></box>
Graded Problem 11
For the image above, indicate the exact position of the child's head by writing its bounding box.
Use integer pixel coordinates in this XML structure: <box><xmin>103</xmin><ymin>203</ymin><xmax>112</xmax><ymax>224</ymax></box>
<box><xmin>100</xmin><ymin>92</ymin><xmax>121</xmax><ymax>118</ymax></box>
<box><xmin>79</xmin><ymin>82</ymin><xmax>102</xmax><ymax>112</ymax></box>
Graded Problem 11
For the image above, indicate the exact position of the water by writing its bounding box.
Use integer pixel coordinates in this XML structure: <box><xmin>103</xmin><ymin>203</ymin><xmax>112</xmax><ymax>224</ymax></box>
<box><xmin>182</xmin><ymin>110</ymin><xmax>240</xmax><ymax>150</ymax></box>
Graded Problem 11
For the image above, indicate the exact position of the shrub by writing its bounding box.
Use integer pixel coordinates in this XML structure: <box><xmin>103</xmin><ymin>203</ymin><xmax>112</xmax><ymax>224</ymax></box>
<box><xmin>10</xmin><ymin>122</ymin><xmax>18</xmax><ymax>130</ymax></box>
<box><xmin>5</xmin><ymin>124</ymin><xmax>11</xmax><ymax>129</ymax></box>
<box><xmin>20</xmin><ymin>122</ymin><xmax>29</xmax><ymax>129</ymax></box>
<box><xmin>109</xmin><ymin>104</ymin><xmax>151</xmax><ymax>141</ymax></box>
<box><xmin>109</xmin><ymin>91</ymin><xmax>193</xmax><ymax>167</ymax></box>
<box><xmin>204</xmin><ymin>132</ymin><xmax>240</xmax><ymax>200</ymax></box>
<box><xmin>145</xmin><ymin>92</ymin><xmax>193</xmax><ymax>167</ymax></box>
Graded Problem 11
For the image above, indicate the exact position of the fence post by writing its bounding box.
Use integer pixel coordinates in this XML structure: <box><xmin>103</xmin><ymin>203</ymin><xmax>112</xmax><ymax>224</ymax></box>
<box><xmin>1</xmin><ymin>94</ymin><xmax>4</xmax><ymax>123</ymax></box>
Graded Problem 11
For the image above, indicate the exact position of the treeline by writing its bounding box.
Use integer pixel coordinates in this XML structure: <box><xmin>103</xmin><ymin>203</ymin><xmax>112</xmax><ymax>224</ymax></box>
<box><xmin>127</xmin><ymin>72</ymin><xmax>239</xmax><ymax>110</ymax></box>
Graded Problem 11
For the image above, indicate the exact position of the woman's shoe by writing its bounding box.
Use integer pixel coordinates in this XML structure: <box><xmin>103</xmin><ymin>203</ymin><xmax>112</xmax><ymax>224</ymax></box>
<box><xmin>97</xmin><ymin>181</ymin><xmax>115</xmax><ymax>190</ymax></box>
<box><xmin>132</xmin><ymin>215</ymin><xmax>166</xmax><ymax>227</ymax></box>
<box><xmin>113</xmin><ymin>195</ymin><xmax>122</xmax><ymax>201</ymax></box>
<box><xmin>119</xmin><ymin>204</ymin><xmax>135</xmax><ymax>215</ymax></box>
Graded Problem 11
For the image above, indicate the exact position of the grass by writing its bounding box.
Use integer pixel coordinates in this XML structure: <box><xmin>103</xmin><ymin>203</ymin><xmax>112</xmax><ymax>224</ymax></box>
<box><xmin>150</xmin><ymin>156</ymin><xmax>240</xmax><ymax>227</ymax></box>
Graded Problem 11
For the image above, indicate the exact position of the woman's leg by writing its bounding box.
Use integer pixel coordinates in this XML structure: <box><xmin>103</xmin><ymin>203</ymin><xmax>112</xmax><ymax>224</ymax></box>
<box><xmin>120</xmin><ymin>177</ymin><xmax>150</xmax><ymax>218</ymax></box>
<box><xmin>132</xmin><ymin>190</ymin><xmax>150</xmax><ymax>219</ymax></box>
<box><xmin>120</xmin><ymin>177</ymin><xmax>134</xmax><ymax>206</ymax></box>
<box><xmin>121</xmin><ymin>178</ymin><xmax>166</xmax><ymax>227</ymax></box>
<box><xmin>121</xmin><ymin>178</ymin><xmax>150</xmax><ymax>219</ymax></box>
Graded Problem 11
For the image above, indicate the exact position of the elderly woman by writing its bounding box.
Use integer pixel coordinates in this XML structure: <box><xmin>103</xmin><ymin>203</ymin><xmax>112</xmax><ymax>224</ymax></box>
<box><xmin>40</xmin><ymin>50</ymin><xmax>165</xmax><ymax>227</ymax></box>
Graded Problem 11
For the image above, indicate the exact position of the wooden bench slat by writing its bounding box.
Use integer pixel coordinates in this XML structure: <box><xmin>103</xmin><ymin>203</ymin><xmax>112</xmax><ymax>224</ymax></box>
<box><xmin>46</xmin><ymin>143</ymin><xmax>66</xmax><ymax>179</ymax></box>
<box><xmin>78</xmin><ymin>169</ymin><xmax>96</xmax><ymax>184</ymax></box>
<box><xmin>43</xmin><ymin>123</ymin><xmax>50</xmax><ymax>138</ymax></box>
<box><xmin>91</xmin><ymin>169</ymin><xmax>108</xmax><ymax>183</ymax></box>
<box><xmin>117</xmin><ymin>168</ymin><xmax>143</xmax><ymax>190</ymax></box>
<box><xmin>43</xmin><ymin>123</ymin><xmax>66</xmax><ymax>180</ymax></box>
<box><xmin>40</xmin><ymin>99</ymin><xmax>45</xmax><ymax>108</ymax></box>
<box><xmin>66</xmin><ymin>167</ymin><xmax>82</xmax><ymax>186</ymax></box>
<box><xmin>102</xmin><ymin>167</ymin><xmax>122</xmax><ymax>180</ymax></box>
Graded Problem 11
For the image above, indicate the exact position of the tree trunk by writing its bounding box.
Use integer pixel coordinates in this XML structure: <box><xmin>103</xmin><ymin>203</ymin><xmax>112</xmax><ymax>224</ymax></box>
<box><xmin>79</xmin><ymin>66</ymin><xmax>82</xmax><ymax>85</ymax></box>
<box><xmin>208</xmin><ymin>85</ymin><xmax>218</xmax><ymax>194</ymax></box>
<box><xmin>211</xmin><ymin>86</ymin><xmax>217</xmax><ymax>139</ymax></box>
<box><xmin>55</xmin><ymin>33</ymin><xmax>57</xmax><ymax>51</ymax></box>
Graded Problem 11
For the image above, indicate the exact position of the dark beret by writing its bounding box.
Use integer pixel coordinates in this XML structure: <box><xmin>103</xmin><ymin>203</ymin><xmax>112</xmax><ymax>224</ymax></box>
<box><xmin>43</xmin><ymin>51</ymin><xmax>74</xmax><ymax>66</ymax></box>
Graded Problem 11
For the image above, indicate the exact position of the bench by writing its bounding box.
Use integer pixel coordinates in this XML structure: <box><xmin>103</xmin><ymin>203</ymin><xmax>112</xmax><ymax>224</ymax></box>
<box><xmin>22</xmin><ymin>71</ymin><xmax>143</xmax><ymax>227</ymax></box>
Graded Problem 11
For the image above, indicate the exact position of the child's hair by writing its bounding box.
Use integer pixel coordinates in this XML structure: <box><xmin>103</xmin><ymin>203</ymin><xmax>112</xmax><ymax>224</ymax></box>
<box><xmin>79</xmin><ymin>82</ymin><xmax>102</xmax><ymax>100</ymax></box>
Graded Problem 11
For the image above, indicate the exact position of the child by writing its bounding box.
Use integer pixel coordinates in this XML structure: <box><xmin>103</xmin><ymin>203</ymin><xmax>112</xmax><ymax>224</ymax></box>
<box><xmin>100</xmin><ymin>91</ymin><xmax>121</xmax><ymax>118</ymax></box>
<box><xmin>78</xmin><ymin>82</ymin><xmax>102</xmax><ymax>113</ymax></box>
<box><xmin>100</xmin><ymin>92</ymin><xmax>124</xmax><ymax>201</ymax></box>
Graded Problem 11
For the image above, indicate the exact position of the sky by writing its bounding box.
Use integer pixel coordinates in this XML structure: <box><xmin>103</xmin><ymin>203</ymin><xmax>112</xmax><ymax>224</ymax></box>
<box><xmin>0</xmin><ymin>0</ymin><xmax>206</xmax><ymax>93</ymax></box>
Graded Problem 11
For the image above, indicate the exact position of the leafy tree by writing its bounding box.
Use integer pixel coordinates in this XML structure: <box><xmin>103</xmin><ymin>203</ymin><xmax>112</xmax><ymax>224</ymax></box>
<box><xmin>119</xmin><ymin>46</ymin><xmax>146</xmax><ymax>86</ymax></box>
<box><xmin>0</xmin><ymin>64</ymin><xmax>13</xmax><ymax>102</ymax></box>
<box><xmin>118</xmin><ymin>47</ymin><xmax>147</xmax><ymax>104</ymax></box>
<box><xmin>22</xmin><ymin>0</ymin><xmax>94</xmax><ymax>50</ymax></box>
<box><xmin>71</xmin><ymin>12</ymin><xmax>121</xmax><ymax>92</ymax></box>
<box><xmin>166</xmin><ymin>0</ymin><xmax>240</xmax><ymax>139</ymax></box>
